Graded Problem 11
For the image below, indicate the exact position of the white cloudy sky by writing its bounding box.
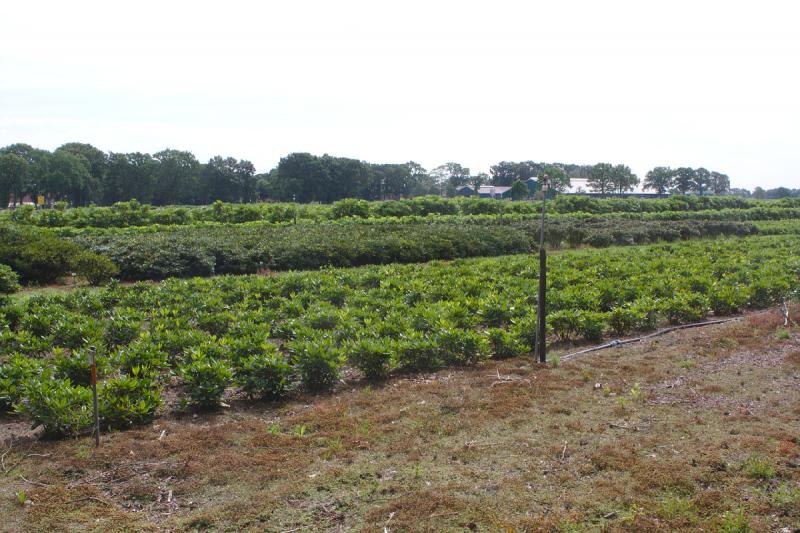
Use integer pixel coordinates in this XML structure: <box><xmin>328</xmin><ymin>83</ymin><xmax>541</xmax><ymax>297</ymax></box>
<box><xmin>1</xmin><ymin>0</ymin><xmax>799</xmax><ymax>190</ymax></box>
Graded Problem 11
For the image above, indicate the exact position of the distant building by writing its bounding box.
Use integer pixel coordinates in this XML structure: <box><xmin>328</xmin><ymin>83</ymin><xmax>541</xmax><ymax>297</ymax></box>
<box><xmin>477</xmin><ymin>185</ymin><xmax>512</xmax><ymax>199</ymax></box>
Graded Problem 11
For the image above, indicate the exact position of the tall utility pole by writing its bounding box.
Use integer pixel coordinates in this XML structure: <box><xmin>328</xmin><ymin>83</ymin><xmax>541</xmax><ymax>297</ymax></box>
<box><xmin>536</xmin><ymin>175</ymin><xmax>549</xmax><ymax>363</ymax></box>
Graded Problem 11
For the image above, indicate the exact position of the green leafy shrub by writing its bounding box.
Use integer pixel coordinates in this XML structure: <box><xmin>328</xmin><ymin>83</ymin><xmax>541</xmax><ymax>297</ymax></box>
<box><xmin>104</xmin><ymin>311</ymin><xmax>142</xmax><ymax>347</ymax></box>
<box><xmin>331</xmin><ymin>198</ymin><xmax>370</xmax><ymax>219</ymax></box>
<box><xmin>15</xmin><ymin>378</ymin><xmax>93</xmax><ymax>438</ymax></box>
<box><xmin>179</xmin><ymin>353</ymin><xmax>232</xmax><ymax>410</ymax></box>
<box><xmin>579</xmin><ymin>311</ymin><xmax>608</xmax><ymax>342</ymax></box>
<box><xmin>0</xmin><ymin>355</ymin><xmax>46</xmax><ymax>411</ymax></box>
<box><xmin>663</xmin><ymin>292</ymin><xmax>710</xmax><ymax>324</ymax></box>
<box><xmin>510</xmin><ymin>314</ymin><xmax>538</xmax><ymax>350</ymax></box>
<box><xmin>99</xmin><ymin>375</ymin><xmax>161</xmax><ymax>429</ymax></box>
<box><xmin>434</xmin><ymin>327</ymin><xmax>490</xmax><ymax>365</ymax></box>
<box><xmin>54</xmin><ymin>350</ymin><xmax>107</xmax><ymax>387</ymax></box>
<box><xmin>709</xmin><ymin>285</ymin><xmax>747</xmax><ymax>315</ymax></box>
<box><xmin>115</xmin><ymin>338</ymin><xmax>169</xmax><ymax>378</ymax></box>
<box><xmin>549</xmin><ymin>309</ymin><xmax>582</xmax><ymax>341</ymax></box>
<box><xmin>233</xmin><ymin>346</ymin><xmax>291</xmax><ymax>399</ymax></box>
<box><xmin>609</xmin><ymin>306</ymin><xmax>642</xmax><ymax>336</ymax></box>
<box><xmin>346</xmin><ymin>336</ymin><xmax>395</xmax><ymax>381</ymax></box>
<box><xmin>0</xmin><ymin>264</ymin><xmax>20</xmax><ymax>293</ymax></box>
<box><xmin>289</xmin><ymin>336</ymin><xmax>342</xmax><ymax>392</ymax></box>
<box><xmin>70</xmin><ymin>251</ymin><xmax>119</xmax><ymax>285</ymax></box>
<box><xmin>395</xmin><ymin>331</ymin><xmax>440</xmax><ymax>372</ymax></box>
<box><xmin>487</xmin><ymin>328</ymin><xmax>526</xmax><ymax>359</ymax></box>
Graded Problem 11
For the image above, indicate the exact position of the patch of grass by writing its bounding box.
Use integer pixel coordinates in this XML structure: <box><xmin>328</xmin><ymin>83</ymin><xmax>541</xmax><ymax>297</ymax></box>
<box><xmin>657</xmin><ymin>493</ymin><xmax>696</xmax><ymax>523</ymax></box>
<box><xmin>719</xmin><ymin>508</ymin><xmax>752</xmax><ymax>533</ymax></box>
<box><xmin>629</xmin><ymin>382</ymin><xmax>644</xmax><ymax>402</ymax></box>
<box><xmin>743</xmin><ymin>454</ymin><xmax>776</xmax><ymax>481</ymax></box>
<box><xmin>679</xmin><ymin>359</ymin><xmax>696</xmax><ymax>369</ymax></box>
<box><xmin>776</xmin><ymin>327</ymin><xmax>790</xmax><ymax>340</ymax></box>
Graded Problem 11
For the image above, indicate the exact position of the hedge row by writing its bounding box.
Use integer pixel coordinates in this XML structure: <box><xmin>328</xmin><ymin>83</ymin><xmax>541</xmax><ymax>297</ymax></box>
<box><xmin>71</xmin><ymin>219</ymin><xmax>759</xmax><ymax>280</ymax></box>
<box><xmin>5</xmin><ymin>196</ymin><xmax>799</xmax><ymax>229</ymax></box>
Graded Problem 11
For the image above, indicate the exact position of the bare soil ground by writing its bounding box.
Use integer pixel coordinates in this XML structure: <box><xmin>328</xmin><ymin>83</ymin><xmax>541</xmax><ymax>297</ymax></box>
<box><xmin>1</xmin><ymin>307</ymin><xmax>799</xmax><ymax>532</ymax></box>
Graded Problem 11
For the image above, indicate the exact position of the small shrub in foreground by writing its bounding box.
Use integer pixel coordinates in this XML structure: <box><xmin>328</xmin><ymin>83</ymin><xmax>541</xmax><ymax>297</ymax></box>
<box><xmin>99</xmin><ymin>374</ymin><xmax>161</xmax><ymax>429</ymax></box>
<box><xmin>234</xmin><ymin>346</ymin><xmax>291</xmax><ymax>399</ymax></box>
<box><xmin>0</xmin><ymin>264</ymin><xmax>20</xmax><ymax>293</ymax></box>
<box><xmin>179</xmin><ymin>354</ymin><xmax>232</xmax><ymax>410</ymax></box>
<box><xmin>15</xmin><ymin>378</ymin><xmax>93</xmax><ymax>438</ymax></box>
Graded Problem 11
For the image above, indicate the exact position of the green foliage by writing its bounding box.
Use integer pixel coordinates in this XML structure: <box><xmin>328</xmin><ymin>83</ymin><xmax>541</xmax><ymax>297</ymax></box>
<box><xmin>743</xmin><ymin>454</ymin><xmax>775</xmax><ymax>480</ymax></box>
<box><xmin>71</xmin><ymin>251</ymin><xmax>119</xmax><ymax>285</ymax></box>
<box><xmin>434</xmin><ymin>326</ymin><xmax>490</xmax><ymax>365</ymax></box>
<box><xmin>15</xmin><ymin>377</ymin><xmax>93</xmax><ymax>438</ymax></box>
<box><xmin>331</xmin><ymin>198</ymin><xmax>370</xmax><ymax>218</ymax></box>
<box><xmin>0</xmin><ymin>263</ymin><xmax>20</xmax><ymax>293</ymax></box>
<box><xmin>719</xmin><ymin>509</ymin><xmax>751</xmax><ymax>533</ymax></box>
<box><xmin>663</xmin><ymin>292</ymin><xmax>710</xmax><ymax>324</ymax></box>
<box><xmin>346</xmin><ymin>336</ymin><xmax>395</xmax><ymax>381</ymax></box>
<box><xmin>289</xmin><ymin>336</ymin><xmax>342</xmax><ymax>392</ymax></box>
<box><xmin>115</xmin><ymin>338</ymin><xmax>169</xmax><ymax>378</ymax></box>
<box><xmin>179</xmin><ymin>352</ymin><xmax>232</xmax><ymax>410</ymax></box>
<box><xmin>233</xmin><ymin>346</ymin><xmax>291</xmax><ymax>399</ymax></box>
<box><xmin>0</xmin><ymin>354</ymin><xmax>46</xmax><ymax>410</ymax></box>
<box><xmin>0</xmin><ymin>233</ymin><xmax>798</xmax><ymax>440</ymax></box>
<box><xmin>99</xmin><ymin>375</ymin><xmax>161</xmax><ymax>429</ymax></box>
<box><xmin>54</xmin><ymin>350</ymin><xmax>106</xmax><ymax>387</ymax></box>
<box><xmin>487</xmin><ymin>328</ymin><xmax>526</xmax><ymax>359</ymax></box>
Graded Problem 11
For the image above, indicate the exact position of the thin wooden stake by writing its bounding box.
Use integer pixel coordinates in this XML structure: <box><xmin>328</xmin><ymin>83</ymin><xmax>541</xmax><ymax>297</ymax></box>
<box><xmin>90</xmin><ymin>348</ymin><xmax>100</xmax><ymax>448</ymax></box>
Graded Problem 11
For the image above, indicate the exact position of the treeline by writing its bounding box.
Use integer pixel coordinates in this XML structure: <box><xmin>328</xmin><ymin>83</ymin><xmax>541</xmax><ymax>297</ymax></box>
<box><xmin>0</xmin><ymin>143</ymin><xmax>258</xmax><ymax>206</ymax></box>
<box><xmin>0</xmin><ymin>142</ymin><xmax>750</xmax><ymax>207</ymax></box>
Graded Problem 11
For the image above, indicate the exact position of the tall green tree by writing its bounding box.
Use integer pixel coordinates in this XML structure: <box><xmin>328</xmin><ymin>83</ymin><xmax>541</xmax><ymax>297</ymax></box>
<box><xmin>55</xmin><ymin>143</ymin><xmax>106</xmax><ymax>203</ymax></box>
<box><xmin>44</xmin><ymin>151</ymin><xmax>92</xmax><ymax>205</ymax></box>
<box><xmin>0</xmin><ymin>143</ymin><xmax>50</xmax><ymax>200</ymax></box>
<box><xmin>692</xmin><ymin>167</ymin><xmax>711</xmax><ymax>195</ymax></box>
<box><xmin>201</xmin><ymin>156</ymin><xmax>257</xmax><ymax>203</ymax></box>
<box><xmin>509</xmin><ymin>179</ymin><xmax>529</xmax><ymax>200</ymax></box>
<box><xmin>0</xmin><ymin>154</ymin><xmax>28</xmax><ymax>207</ymax></box>
<box><xmin>489</xmin><ymin>161</ymin><xmax>541</xmax><ymax>186</ymax></box>
<box><xmin>104</xmin><ymin>152</ymin><xmax>158</xmax><ymax>204</ymax></box>
<box><xmin>587</xmin><ymin>163</ymin><xmax>614</xmax><ymax>196</ymax></box>
<box><xmin>406</xmin><ymin>162</ymin><xmax>435</xmax><ymax>196</ymax></box>
<box><xmin>610</xmin><ymin>164</ymin><xmax>639</xmax><ymax>194</ymax></box>
<box><xmin>643</xmin><ymin>167</ymin><xmax>674</xmax><ymax>195</ymax></box>
<box><xmin>431</xmin><ymin>162</ymin><xmax>470</xmax><ymax>195</ymax></box>
<box><xmin>672</xmin><ymin>167</ymin><xmax>696</xmax><ymax>195</ymax></box>
<box><xmin>153</xmin><ymin>149</ymin><xmax>200</xmax><ymax>205</ymax></box>
<box><xmin>710</xmin><ymin>171</ymin><xmax>730</xmax><ymax>195</ymax></box>
<box><xmin>542</xmin><ymin>166</ymin><xmax>571</xmax><ymax>193</ymax></box>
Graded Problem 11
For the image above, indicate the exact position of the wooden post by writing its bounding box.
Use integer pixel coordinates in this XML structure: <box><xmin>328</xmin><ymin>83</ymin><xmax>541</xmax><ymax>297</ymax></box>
<box><xmin>90</xmin><ymin>348</ymin><xmax>100</xmax><ymax>447</ymax></box>
<box><xmin>536</xmin><ymin>175</ymin><xmax>548</xmax><ymax>363</ymax></box>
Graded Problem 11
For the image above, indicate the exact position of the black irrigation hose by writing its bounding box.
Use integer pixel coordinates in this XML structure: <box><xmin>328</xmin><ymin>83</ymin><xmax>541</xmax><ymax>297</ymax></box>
<box><xmin>559</xmin><ymin>305</ymin><xmax>788</xmax><ymax>362</ymax></box>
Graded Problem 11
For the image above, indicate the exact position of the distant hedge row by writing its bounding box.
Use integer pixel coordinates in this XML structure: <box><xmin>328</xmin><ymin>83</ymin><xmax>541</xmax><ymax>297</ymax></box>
<box><xmin>72</xmin><ymin>218</ymin><xmax>758</xmax><ymax>280</ymax></box>
<box><xmin>4</xmin><ymin>196</ymin><xmax>799</xmax><ymax>229</ymax></box>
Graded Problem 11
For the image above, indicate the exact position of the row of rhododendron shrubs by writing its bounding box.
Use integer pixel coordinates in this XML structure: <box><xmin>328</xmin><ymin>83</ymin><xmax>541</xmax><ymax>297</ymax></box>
<box><xmin>68</xmin><ymin>218</ymin><xmax>758</xmax><ymax>280</ymax></box>
<box><xmin>0</xmin><ymin>235</ymin><xmax>797</xmax><ymax>438</ymax></box>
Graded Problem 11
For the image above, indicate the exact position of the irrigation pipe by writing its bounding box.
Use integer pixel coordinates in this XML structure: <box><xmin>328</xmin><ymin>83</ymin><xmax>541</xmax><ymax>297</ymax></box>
<box><xmin>559</xmin><ymin>305</ymin><xmax>789</xmax><ymax>363</ymax></box>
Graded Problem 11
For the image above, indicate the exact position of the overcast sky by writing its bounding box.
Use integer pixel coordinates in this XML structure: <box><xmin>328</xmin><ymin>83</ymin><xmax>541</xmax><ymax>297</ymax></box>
<box><xmin>1</xmin><ymin>1</ymin><xmax>798</xmax><ymax>190</ymax></box>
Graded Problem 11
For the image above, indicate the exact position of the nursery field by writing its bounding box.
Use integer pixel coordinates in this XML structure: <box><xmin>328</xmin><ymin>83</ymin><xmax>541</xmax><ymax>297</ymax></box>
<box><xmin>0</xmin><ymin>224</ymin><xmax>799</xmax><ymax>530</ymax></box>
<box><xmin>1</xmin><ymin>296</ymin><xmax>798</xmax><ymax>531</ymax></box>
<box><xmin>0</xmin><ymin>234</ymin><xmax>798</xmax><ymax>437</ymax></box>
